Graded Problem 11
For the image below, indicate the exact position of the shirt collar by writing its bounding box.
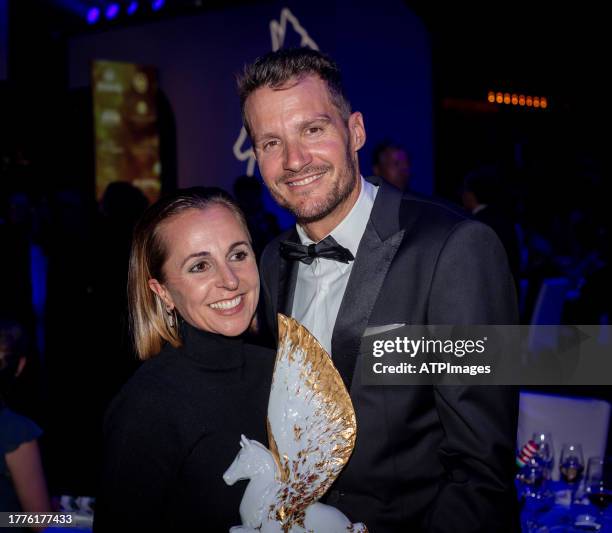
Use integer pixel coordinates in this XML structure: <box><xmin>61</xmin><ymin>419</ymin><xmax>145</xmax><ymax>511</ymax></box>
<box><xmin>296</xmin><ymin>176</ymin><xmax>378</xmax><ymax>258</ymax></box>
<box><xmin>472</xmin><ymin>204</ymin><xmax>488</xmax><ymax>215</ymax></box>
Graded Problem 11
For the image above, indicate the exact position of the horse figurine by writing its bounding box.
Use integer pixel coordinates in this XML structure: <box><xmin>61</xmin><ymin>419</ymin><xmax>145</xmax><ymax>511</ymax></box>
<box><xmin>223</xmin><ymin>315</ymin><xmax>368</xmax><ymax>533</ymax></box>
<box><xmin>224</xmin><ymin>435</ymin><xmax>367</xmax><ymax>533</ymax></box>
<box><xmin>223</xmin><ymin>436</ymin><xmax>280</xmax><ymax>531</ymax></box>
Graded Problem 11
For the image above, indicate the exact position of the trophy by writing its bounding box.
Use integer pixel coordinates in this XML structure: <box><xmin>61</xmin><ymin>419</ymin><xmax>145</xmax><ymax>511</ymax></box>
<box><xmin>224</xmin><ymin>314</ymin><xmax>367</xmax><ymax>533</ymax></box>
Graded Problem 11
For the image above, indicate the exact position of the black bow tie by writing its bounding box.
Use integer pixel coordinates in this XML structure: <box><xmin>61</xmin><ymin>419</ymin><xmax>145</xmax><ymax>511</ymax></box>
<box><xmin>279</xmin><ymin>235</ymin><xmax>355</xmax><ymax>265</ymax></box>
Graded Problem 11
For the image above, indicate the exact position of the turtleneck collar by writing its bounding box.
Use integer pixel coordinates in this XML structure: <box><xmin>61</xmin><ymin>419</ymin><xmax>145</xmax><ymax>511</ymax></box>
<box><xmin>178</xmin><ymin>320</ymin><xmax>245</xmax><ymax>370</ymax></box>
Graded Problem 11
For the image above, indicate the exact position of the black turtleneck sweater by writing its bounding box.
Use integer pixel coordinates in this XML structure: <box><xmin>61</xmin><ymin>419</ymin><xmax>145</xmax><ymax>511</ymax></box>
<box><xmin>93</xmin><ymin>323</ymin><xmax>274</xmax><ymax>533</ymax></box>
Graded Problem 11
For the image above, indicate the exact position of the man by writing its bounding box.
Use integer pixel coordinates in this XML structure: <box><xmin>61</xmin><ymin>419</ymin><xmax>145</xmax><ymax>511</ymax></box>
<box><xmin>461</xmin><ymin>166</ymin><xmax>522</xmax><ymax>294</ymax></box>
<box><xmin>372</xmin><ymin>141</ymin><xmax>412</xmax><ymax>191</ymax></box>
<box><xmin>239</xmin><ymin>48</ymin><xmax>519</xmax><ymax>532</ymax></box>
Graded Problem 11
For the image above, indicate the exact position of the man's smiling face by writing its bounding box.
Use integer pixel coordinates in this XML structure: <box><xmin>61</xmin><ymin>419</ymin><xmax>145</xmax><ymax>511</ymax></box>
<box><xmin>245</xmin><ymin>75</ymin><xmax>365</xmax><ymax>230</ymax></box>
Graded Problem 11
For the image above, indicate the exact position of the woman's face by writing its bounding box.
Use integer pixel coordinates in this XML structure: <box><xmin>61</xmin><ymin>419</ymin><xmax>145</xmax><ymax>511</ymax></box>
<box><xmin>149</xmin><ymin>205</ymin><xmax>259</xmax><ymax>337</ymax></box>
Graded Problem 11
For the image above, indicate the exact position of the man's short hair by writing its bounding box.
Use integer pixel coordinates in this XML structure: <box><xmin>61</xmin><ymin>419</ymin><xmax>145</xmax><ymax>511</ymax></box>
<box><xmin>237</xmin><ymin>48</ymin><xmax>352</xmax><ymax>137</ymax></box>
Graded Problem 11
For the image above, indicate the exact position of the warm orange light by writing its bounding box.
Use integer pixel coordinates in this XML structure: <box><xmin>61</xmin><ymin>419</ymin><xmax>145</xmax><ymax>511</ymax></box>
<box><xmin>489</xmin><ymin>91</ymin><xmax>548</xmax><ymax>109</ymax></box>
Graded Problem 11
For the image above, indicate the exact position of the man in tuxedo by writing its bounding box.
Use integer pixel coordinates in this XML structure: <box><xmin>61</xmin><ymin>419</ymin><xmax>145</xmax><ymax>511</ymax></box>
<box><xmin>238</xmin><ymin>48</ymin><xmax>519</xmax><ymax>532</ymax></box>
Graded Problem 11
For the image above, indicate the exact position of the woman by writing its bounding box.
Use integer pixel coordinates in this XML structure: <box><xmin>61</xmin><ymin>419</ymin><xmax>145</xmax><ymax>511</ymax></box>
<box><xmin>93</xmin><ymin>188</ymin><xmax>274</xmax><ymax>532</ymax></box>
<box><xmin>0</xmin><ymin>320</ymin><xmax>51</xmax><ymax>533</ymax></box>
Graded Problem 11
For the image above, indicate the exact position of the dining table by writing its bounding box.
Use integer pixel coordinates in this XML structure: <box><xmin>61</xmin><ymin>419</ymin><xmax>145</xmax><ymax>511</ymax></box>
<box><xmin>520</xmin><ymin>479</ymin><xmax>612</xmax><ymax>532</ymax></box>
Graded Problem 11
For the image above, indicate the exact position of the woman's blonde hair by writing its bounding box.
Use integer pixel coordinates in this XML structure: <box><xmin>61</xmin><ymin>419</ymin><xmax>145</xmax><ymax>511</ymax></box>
<box><xmin>128</xmin><ymin>187</ymin><xmax>250</xmax><ymax>360</ymax></box>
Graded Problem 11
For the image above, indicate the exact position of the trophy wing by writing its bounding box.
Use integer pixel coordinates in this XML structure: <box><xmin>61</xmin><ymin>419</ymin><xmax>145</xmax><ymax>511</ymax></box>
<box><xmin>266</xmin><ymin>314</ymin><xmax>357</xmax><ymax>524</ymax></box>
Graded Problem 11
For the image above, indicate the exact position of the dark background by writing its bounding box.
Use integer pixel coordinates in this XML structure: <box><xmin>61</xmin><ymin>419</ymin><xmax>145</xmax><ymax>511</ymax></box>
<box><xmin>1</xmin><ymin>0</ymin><xmax>609</xmax><ymax>496</ymax></box>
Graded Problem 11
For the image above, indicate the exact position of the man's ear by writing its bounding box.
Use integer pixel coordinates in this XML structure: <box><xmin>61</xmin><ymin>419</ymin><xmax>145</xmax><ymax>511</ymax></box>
<box><xmin>348</xmin><ymin>112</ymin><xmax>366</xmax><ymax>152</ymax></box>
<box><xmin>148</xmin><ymin>279</ymin><xmax>174</xmax><ymax>311</ymax></box>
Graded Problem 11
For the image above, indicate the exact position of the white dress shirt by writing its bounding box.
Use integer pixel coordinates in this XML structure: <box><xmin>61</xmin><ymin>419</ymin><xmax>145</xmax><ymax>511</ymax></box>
<box><xmin>291</xmin><ymin>177</ymin><xmax>378</xmax><ymax>354</ymax></box>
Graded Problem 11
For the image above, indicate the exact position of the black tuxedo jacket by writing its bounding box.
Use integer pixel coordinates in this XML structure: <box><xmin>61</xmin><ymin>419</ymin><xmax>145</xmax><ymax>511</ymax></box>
<box><xmin>259</xmin><ymin>177</ymin><xmax>520</xmax><ymax>532</ymax></box>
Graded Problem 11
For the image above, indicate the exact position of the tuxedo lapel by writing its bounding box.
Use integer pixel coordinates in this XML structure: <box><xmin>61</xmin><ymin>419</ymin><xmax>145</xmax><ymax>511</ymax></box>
<box><xmin>331</xmin><ymin>179</ymin><xmax>406</xmax><ymax>389</ymax></box>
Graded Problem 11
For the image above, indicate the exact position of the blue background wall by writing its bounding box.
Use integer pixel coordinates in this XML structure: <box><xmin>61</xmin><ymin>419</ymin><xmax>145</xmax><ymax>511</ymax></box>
<box><xmin>68</xmin><ymin>0</ymin><xmax>433</xmax><ymax>224</ymax></box>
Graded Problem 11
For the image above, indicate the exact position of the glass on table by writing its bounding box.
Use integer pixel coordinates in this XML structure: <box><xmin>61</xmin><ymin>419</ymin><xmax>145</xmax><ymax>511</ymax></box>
<box><xmin>560</xmin><ymin>443</ymin><xmax>585</xmax><ymax>484</ymax></box>
<box><xmin>519</xmin><ymin>457</ymin><xmax>555</xmax><ymax>530</ymax></box>
<box><xmin>573</xmin><ymin>456</ymin><xmax>612</xmax><ymax>531</ymax></box>
<box><xmin>586</xmin><ymin>457</ymin><xmax>612</xmax><ymax>511</ymax></box>
<box><xmin>532</xmin><ymin>432</ymin><xmax>555</xmax><ymax>480</ymax></box>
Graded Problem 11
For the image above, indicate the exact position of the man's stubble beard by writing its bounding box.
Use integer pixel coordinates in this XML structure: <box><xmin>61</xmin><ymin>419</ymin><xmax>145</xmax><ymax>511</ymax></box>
<box><xmin>271</xmin><ymin>146</ymin><xmax>359</xmax><ymax>225</ymax></box>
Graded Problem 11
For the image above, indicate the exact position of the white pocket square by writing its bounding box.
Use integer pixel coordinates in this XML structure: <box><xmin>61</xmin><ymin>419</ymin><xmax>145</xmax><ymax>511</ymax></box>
<box><xmin>363</xmin><ymin>323</ymin><xmax>406</xmax><ymax>337</ymax></box>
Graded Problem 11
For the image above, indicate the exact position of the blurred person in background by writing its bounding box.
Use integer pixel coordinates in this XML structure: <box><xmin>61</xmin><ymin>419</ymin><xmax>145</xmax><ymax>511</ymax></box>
<box><xmin>372</xmin><ymin>141</ymin><xmax>411</xmax><ymax>191</ymax></box>
<box><xmin>0</xmin><ymin>319</ymin><xmax>50</xmax><ymax>532</ymax></box>
<box><xmin>93</xmin><ymin>182</ymin><xmax>150</xmax><ymax>400</ymax></box>
<box><xmin>462</xmin><ymin>166</ymin><xmax>521</xmax><ymax>295</ymax></box>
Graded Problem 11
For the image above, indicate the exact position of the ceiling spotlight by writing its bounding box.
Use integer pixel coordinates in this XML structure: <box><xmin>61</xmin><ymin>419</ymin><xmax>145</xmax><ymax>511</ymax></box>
<box><xmin>86</xmin><ymin>7</ymin><xmax>100</xmax><ymax>24</ymax></box>
<box><xmin>151</xmin><ymin>0</ymin><xmax>165</xmax><ymax>11</ymax></box>
<box><xmin>106</xmin><ymin>3</ymin><xmax>120</xmax><ymax>19</ymax></box>
<box><xmin>127</xmin><ymin>1</ymin><xmax>139</xmax><ymax>15</ymax></box>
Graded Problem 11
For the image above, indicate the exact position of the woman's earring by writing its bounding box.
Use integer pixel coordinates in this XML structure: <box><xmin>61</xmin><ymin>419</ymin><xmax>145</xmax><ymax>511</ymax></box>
<box><xmin>166</xmin><ymin>307</ymin><xmax>175</xmax><ymax>328</ymax></box>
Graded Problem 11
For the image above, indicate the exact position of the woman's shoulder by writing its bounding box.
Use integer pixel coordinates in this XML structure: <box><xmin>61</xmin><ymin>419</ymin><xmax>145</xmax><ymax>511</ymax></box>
<box><xmin>105</xmin><ymin>340</ymin><xmax>273</xmax><ymax>427</ymax></box>
<box><xmin>134</xmin><ymin>337</ymin><xmax>210</xmax><ymax>381</ymax></box>
<box><xmin>0</xmin><ymin>408</ymin><xmax>42</xmax><ymax>454</ymax></box>
<box><xmin>104</xmin><ymin>348</ymin><xmax>187</xmax><ymax>425</ymax></box>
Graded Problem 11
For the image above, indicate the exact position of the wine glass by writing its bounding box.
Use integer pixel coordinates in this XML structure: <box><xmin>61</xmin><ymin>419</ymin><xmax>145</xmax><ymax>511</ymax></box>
<box><xmin>577</xmin><ymin>456</ymin><xmax>612</xmax><ymax>530</ymax></box>
<box><xmin>532</xmin><ymin>432</ymin><xmax>555</xmax><ymax>480</ymax></box>
<box><xmin>560</xmin><ymin>443</ymin><xmax>584</xmax><ymax>484</ymax></box>
<box><xmin>586</xmin><ymin>457</ymin><xmax>612</xmax><ymax>510</ymax></box>
<box><xmin>520</xmin><ymin>459</ymin><xmax>555</xmax><ymax>531</ymax></box>
<box><xmin>520</xmin><ymin>439</ymin><xmax>556</xmax><ymax>530</ymax></box>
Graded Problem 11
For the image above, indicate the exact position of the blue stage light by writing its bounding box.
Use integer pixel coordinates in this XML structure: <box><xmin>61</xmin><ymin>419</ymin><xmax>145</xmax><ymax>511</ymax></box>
<box><xmin>106</xmin><ymin>3</ymin><xmax>120</xmax><ymax>19</ymax></box>
<box><xmin>86</xmin><ymin>7</ymin><xmax>100</xmax><ymax>24</ymax></box>
<box><xmin>151</xmin><ymin>0</ymin><xmax>165</xmax><ymax>11</ymax></box>
<box><xmin>126</xmin><ymin>1</ymin><xmax>139</xmax><ymax>15</ymax></box>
